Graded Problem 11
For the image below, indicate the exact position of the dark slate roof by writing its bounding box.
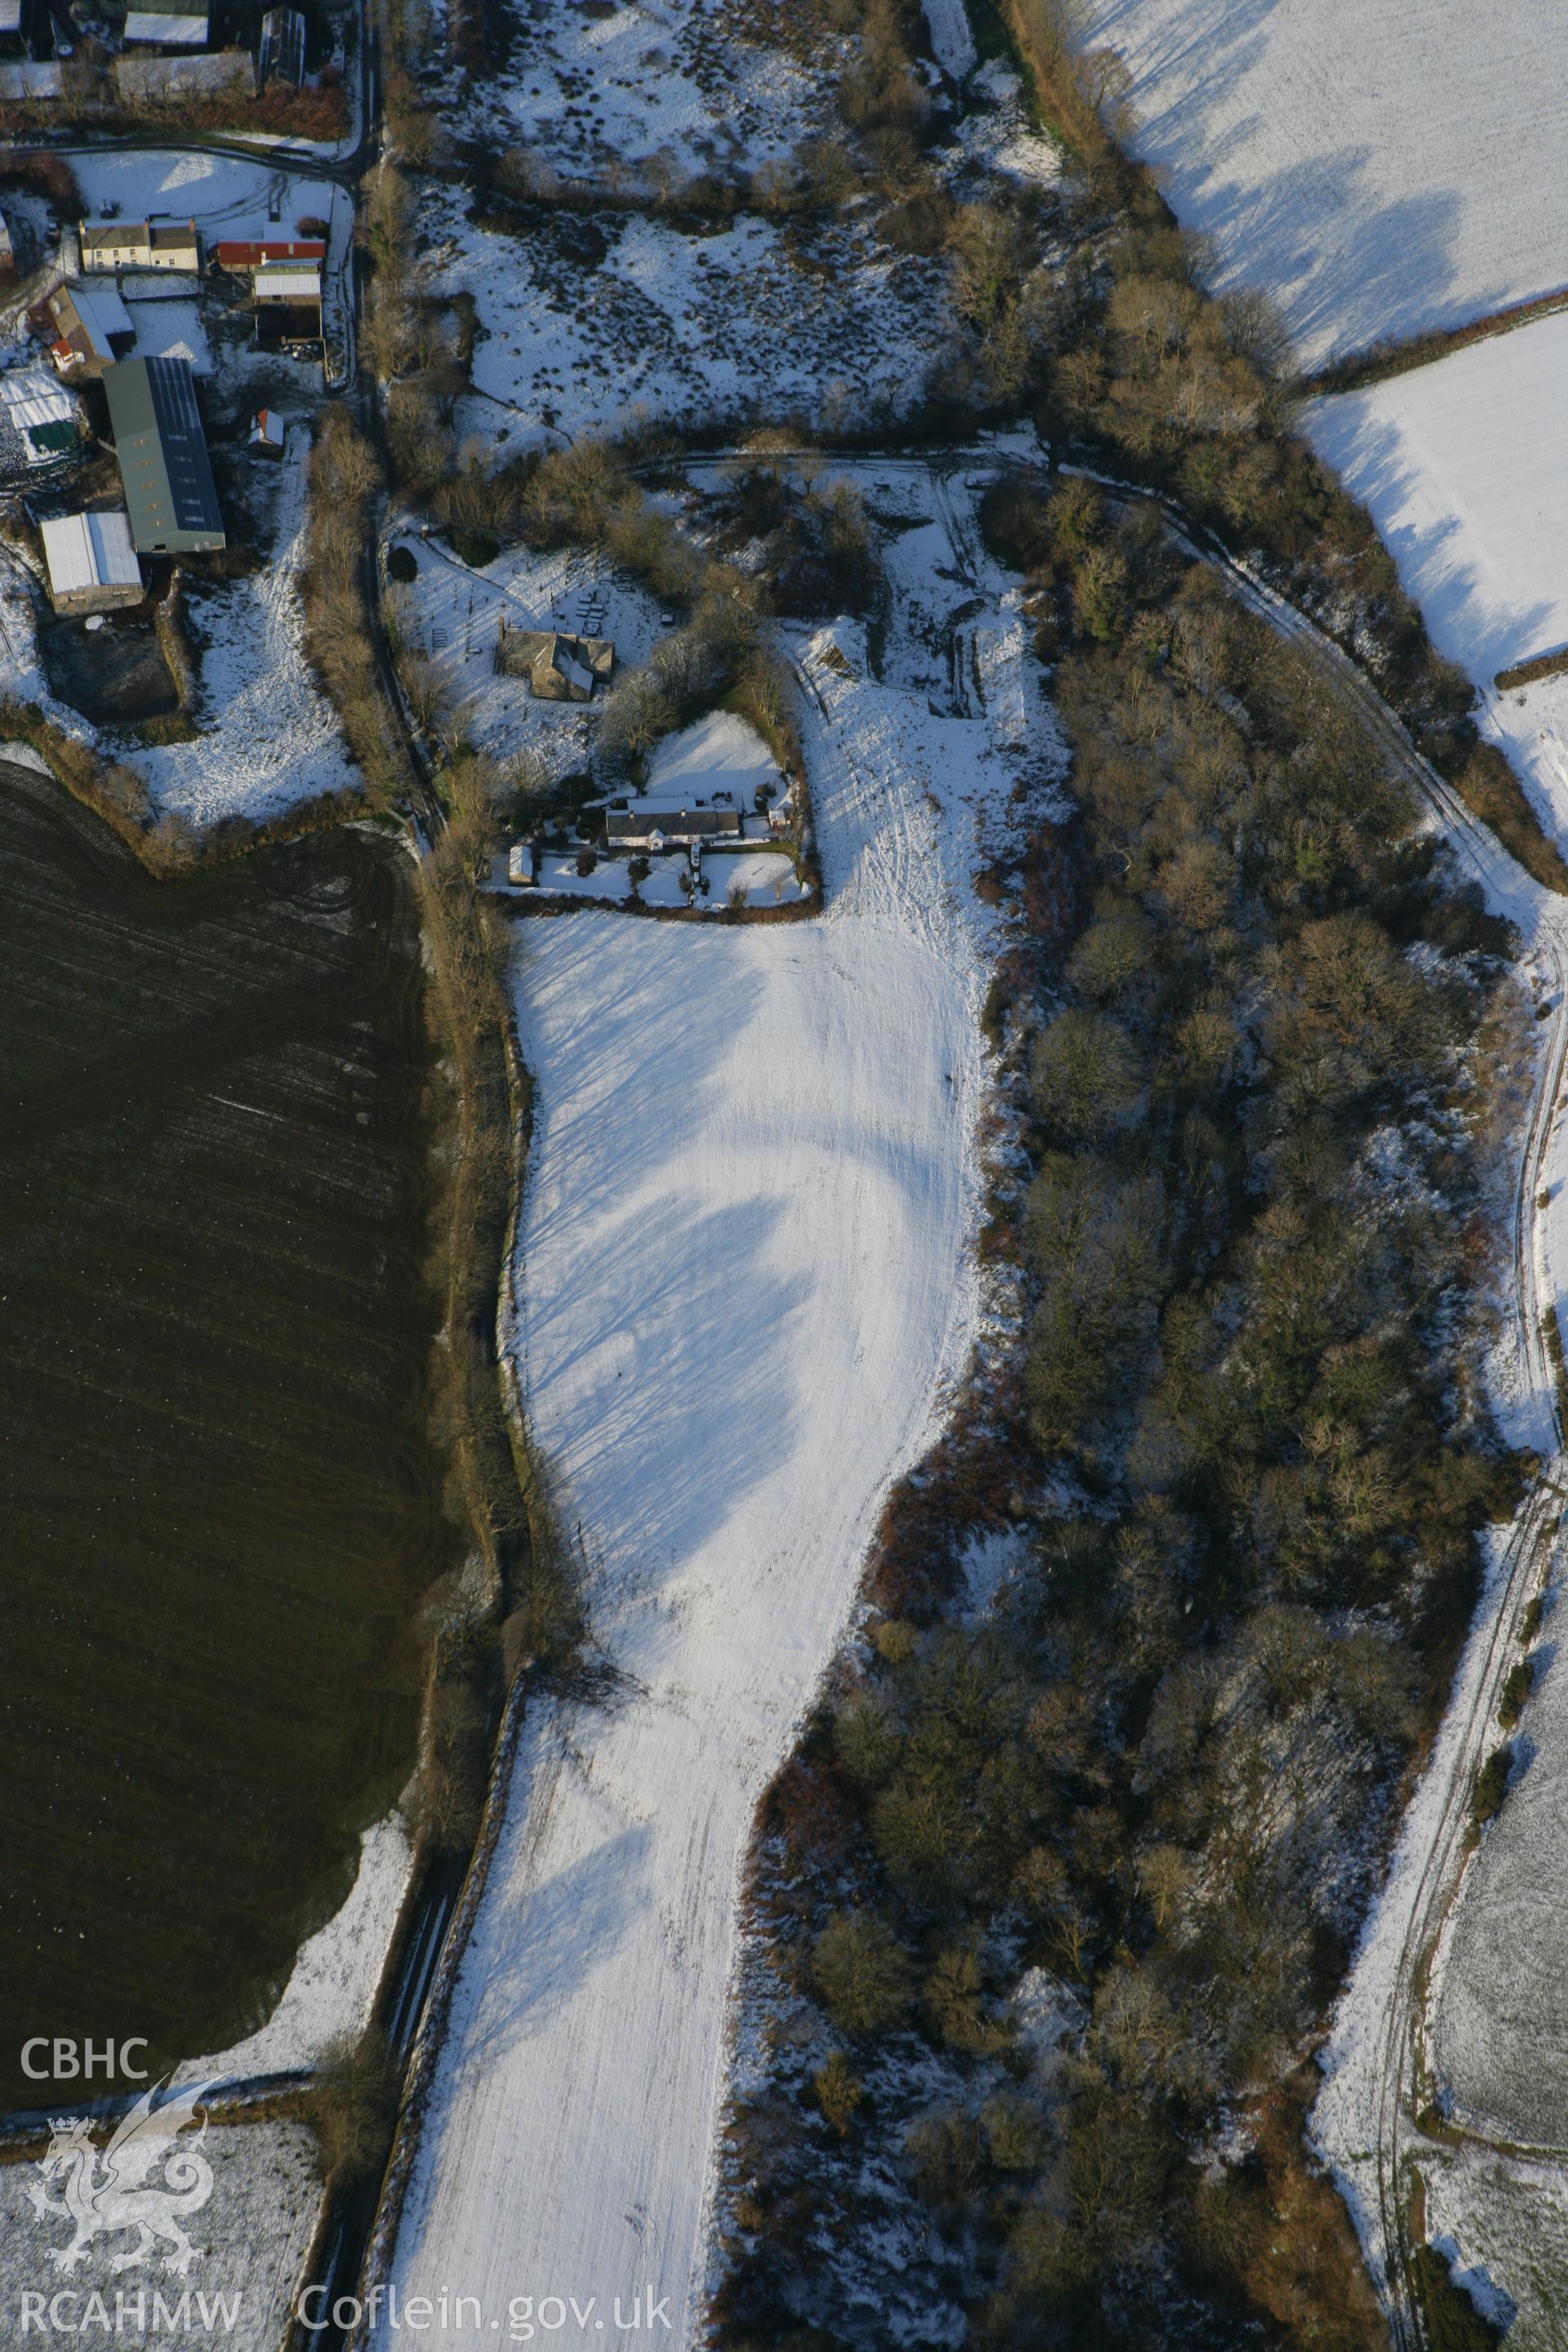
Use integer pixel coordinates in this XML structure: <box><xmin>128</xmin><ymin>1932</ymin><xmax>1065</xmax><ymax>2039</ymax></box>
<box><xmin>105</xmin><ymin>355</ymin><xmax>223</xmax><ymax>548</ymax></box>
<box><xmin>605</xmin><ymin>806</ymin><xmax>743</xmax><ymax>844</ymax></box>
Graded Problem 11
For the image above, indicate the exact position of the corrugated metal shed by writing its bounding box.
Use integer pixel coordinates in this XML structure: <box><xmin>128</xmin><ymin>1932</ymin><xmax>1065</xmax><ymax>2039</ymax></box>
<box><xmin>41</xmin><ymin>510</ymin><xmax>140</xmax><ymax>599</ymax></box>
<box><xmin>105</xmin><ymin>355</ymin><xmax>224</xmax><ymax>554</ymax></box>
<box><xmin>122</xmin><ymin>5</ymin><xmax>209</xmax><ymax>38</ymax></box>
<box><xmin>253</xmin><ymin>263</ymin><xmax>321</xmax><ymax>301</ymax></box>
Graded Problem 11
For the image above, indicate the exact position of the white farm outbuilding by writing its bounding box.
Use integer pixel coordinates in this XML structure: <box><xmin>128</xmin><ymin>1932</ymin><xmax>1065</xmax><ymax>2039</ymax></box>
<box><xmin>41</xmin><ymin>510</ymin><xmax>143</xmax><ymax>616</ymax></box>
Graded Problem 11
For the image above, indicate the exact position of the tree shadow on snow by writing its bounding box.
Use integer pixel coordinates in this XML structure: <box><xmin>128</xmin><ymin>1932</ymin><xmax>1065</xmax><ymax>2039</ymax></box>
<box><xmin>1303</xmin><ymin>405</ymin><xmax>1561</xmax><ymax>678</ymax></box>
<box><xmin>1080</xmin><ymin>0</ymin><xmax>1517</xmax><ymax>368</ymax></box>
<box><xmin>513</xmin><ymin>929</ymin><xmax>861</xmax><ymax>1609</ymax></box>
<box><xmin>461</xmin><ymin>1819</ymin><xmax>655</xmax><ymax>2060</ymax></box>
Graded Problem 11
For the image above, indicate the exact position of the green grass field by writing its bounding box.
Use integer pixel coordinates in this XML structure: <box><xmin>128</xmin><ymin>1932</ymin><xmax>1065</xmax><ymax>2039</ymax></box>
<box><xmin>0</xmin><ymin>771</ymin><xmax>454</xmax><ymax>2105</ymax></box>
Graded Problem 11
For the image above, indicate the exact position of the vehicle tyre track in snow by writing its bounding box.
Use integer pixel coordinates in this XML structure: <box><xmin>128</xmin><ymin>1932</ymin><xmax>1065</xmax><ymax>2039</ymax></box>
<box><xmin>1061</xmin><ymin>458</ymin><xmax>1568</xmax><ymax>2334</ymax></box>
<box><xmin>374</xmin><ymin>915</ymin><xmax>983</xmax><ymax>2345</ymax></box>
<box><xmin>368</xmin><ymin>508</ymin><xmax>1009</xmax><ymax>2346</ymax></box>
<box><xmin>365</xmin><ymin>448</ymin><xmax>1568</xmax><ymax>2349</ymax></box>
<box><xmin>1187</xmin><ymin>503</ymin><xmax>1568</xmax><ymax>2345</ymax></box>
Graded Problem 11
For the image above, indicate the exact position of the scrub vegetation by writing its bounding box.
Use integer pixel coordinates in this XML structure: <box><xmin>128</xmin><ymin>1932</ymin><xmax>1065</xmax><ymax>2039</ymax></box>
<box><xmin>703</xmin><ymin>15</ymin><xmax>1557</xmax><ymax>2335</ymax></box>
<box><xmin>302</xmin><ymin>406</ymin><xmax>403</xmax><ymax>808</ymax></box>
<box><xmin>712</xmin><ymin>483</ymin><xmax>1528</xmax><ymax>2347</ymax></box>
<box><xmin>952</xmin><ymin>1</ymin><xmax>1565</xmax><ymax>896</ymax></box>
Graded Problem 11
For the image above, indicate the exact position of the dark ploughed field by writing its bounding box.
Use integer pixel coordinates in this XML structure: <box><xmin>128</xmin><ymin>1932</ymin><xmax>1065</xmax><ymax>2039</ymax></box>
<box><xmin>0</xmin><ymin>768</ymin><xmax>452</xmax><ymax>2105</ymax></box>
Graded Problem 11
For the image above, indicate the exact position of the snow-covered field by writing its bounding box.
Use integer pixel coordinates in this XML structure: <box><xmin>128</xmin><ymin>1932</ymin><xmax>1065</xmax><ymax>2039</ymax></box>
<box><xmin>1068</xmin><ymin>0</ymin><xmax>1568</xmax><ymax>366</ymax></box>
<box><xmin>425</xmin><ymin>182</ymin><xmax>951</xmax><ymax>445</ymax></box>
<box><xmin>1421</xmin><ymin>2146</ymin><xmax>1568</xmax><ymax>2348</ymax></box>
<box><xmin>1303</xmin><ymin>314</ymin><xmax>1568</xmax><ymax>851</ymax></box>
<box><xmin>1431</xmin><ymin>1584</ymin><xmax>1568</xmax><ymax>2145</ymax></box>
<box><xmin>644</xmin><ymin>708</ymin><xmax>777</xmax><ymax>805</ymax></box>
<box><xmin>374</xmin><ymin>479</ymin><xmax>1054</xmax><ymax>2346</ymax></box>
<box><xmin>0</xmin><ymin>2118</ymin><xmax>319</xmax><ymax>2350</ymax></box>
<box><xmin>455</xmin><ymin>0</ymin><xmax>839</xmax><ymax>184</ymax></box>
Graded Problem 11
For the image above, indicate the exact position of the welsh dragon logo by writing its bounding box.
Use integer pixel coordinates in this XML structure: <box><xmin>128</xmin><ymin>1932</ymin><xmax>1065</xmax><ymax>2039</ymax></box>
<box><xmin>27</xmin><ymin>2082</ymin><xmax>216</xmax><ymax>2276</ymax></box>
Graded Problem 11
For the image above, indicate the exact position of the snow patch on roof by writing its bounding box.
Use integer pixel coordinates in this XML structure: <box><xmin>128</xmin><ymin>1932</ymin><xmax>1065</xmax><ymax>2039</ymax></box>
<box><xmin>0</xmin><ymin>366</ymin><xmax>77</xmax><ymax>433</ymax></box>
<box><xmin>42</xmin><ymin>509</ymin><xmax>140</xmax><ymax>598</ymax></box>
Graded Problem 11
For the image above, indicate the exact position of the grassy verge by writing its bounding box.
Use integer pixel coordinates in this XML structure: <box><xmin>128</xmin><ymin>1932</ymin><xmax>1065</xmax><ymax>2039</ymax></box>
<box><xmin>996</xmin><ymin>0</ymin><xmax>1141</xmax><ymax>191</ymax></box>
<box><xmin>414</xmin><ymin>768</ymin><xmax>577</xmax><ymax>1812</ymax></box>
<box><xmin>300</xmin><ymin>405</ymin><xmax>579</xmax><ymax>1826</ymax></box>
<box><xmin>287</xmin><ymin>785</ymin><xmax>577</xmax><ymax>2340</ymax></box>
